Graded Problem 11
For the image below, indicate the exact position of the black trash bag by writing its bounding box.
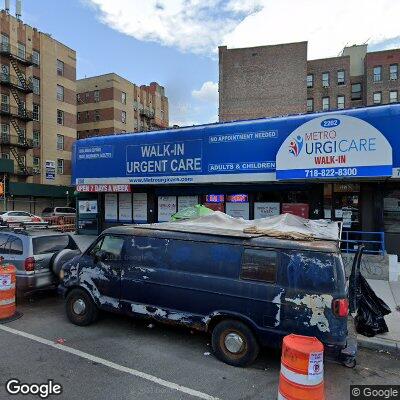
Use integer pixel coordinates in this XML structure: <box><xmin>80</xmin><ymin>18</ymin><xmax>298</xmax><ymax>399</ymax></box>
<box><xmin>354</xmin><ymin>274</ymin><xmax>392</xmax><ymax>337</ymax></box>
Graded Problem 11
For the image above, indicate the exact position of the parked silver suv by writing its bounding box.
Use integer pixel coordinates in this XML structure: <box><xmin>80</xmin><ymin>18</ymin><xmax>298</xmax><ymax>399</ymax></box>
<box><xmin>0</xmin><ymin>228</ymin><xmax>80</xmax><ymax>295</ymax></box>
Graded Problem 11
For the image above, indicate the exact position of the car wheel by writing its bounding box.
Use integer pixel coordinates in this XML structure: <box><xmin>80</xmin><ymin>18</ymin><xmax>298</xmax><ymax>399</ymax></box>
<box><xmin>65</xmin><ymin>288</ymin><xmax>98</xmax><ymax>326</ymax></box>
<box><xmin>211</xmin><ymin>319</ymin><xmax>259</xmax><ymax>367</ymax></box>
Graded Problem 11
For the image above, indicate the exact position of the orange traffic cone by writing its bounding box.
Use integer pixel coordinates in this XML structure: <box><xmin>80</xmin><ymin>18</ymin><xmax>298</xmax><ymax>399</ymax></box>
<box><xmin>278</xmin><ymin>334</ymin><xmax>325</xmax><ymax>400</ymax></box>
<box><xmin>0</xmin><ymin>263</ymin><xmax>17</xmax><ymax>321</ymax></box>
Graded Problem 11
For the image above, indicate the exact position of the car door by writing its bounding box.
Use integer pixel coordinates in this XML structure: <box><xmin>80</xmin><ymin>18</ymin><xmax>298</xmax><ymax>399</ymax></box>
<box><xmin>78</xmin><ymin>234</ymin><xmax>124</xmax><ymax>310</ymax></box>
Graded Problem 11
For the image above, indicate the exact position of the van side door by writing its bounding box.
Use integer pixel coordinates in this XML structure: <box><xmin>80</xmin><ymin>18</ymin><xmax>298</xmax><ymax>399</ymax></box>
<box><xmin>239</xmin><ymin>248</ymin><xmax>286</xmax><ymax>335</ymax></box>
<box><xmin>77</xmin><ymin>234</ymin><xmax>124</xmax><ymax>310</ymax></box>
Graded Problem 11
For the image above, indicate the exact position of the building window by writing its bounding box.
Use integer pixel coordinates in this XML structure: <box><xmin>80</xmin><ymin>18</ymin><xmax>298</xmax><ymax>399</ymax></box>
<box><xmin>32</xmin><ymin>77</ymin><xmax>40</xmax><ymax>95</ymax></box>
<box><xmin>57</xmin><ymin>134</ymin><xmax>64</xmax><ymax>150</ymax></box>
<box><xmin>32</xmin><ymin>50</ymin><xmax>40</xmax><ymax>66</ymax></box>
<box><xmin>56</xmin><ymin>85</ymin><xmax>64</xmax><ymax>101</ymax></box>
<box><xmin>85</xmin><ymin>92</ymin><xmax>89</xmax><ymax>101</ymax></box>
<box><xmin>57</xmin><ymin>159</ymin><xmax>64</xmax><ymax>175</ymax></box>
<box><xmin>121</xmin><ymin>110</ymin><xmax>126</xmax><ymax>124</ymax></box>
<box><xmin>337</xmin><ymin>95</ymin><xmax>345</xmax><ymax>109</ymax></box>
<box><xmin>390</xmin><ymin>90</ymin><xmax>398</xmax><ymax>103</ymax></box>
<box><xmin>77</xmin><ymin>112</ymin><xmax>81</xmax><ymax>122</ymax></box>
<box><xmin>17</xmin><ymin>42</ymin><xmax>25</xmax><ymax>60</ymax></box>
<box><xmin>306</xmin><ymin>98</ymin><xmax>314</xmax><ymax>112</ymax></box>
<box><xmin>33</xmin><ymin>131</ymin><xmax>40</xmax><ymax>147</ymax></box>
<box><xmin>56</xmin><ymin>59</ymin><xmax>64</xmax><ymax>76</ymax></box>
<box><xmin>307</xmin><ymin>74</ymin><xmax>313</xmax><ymax>88</ymax></box>
<box><xmin>337</xmin><ymin>70</ymin><xmax>345</xmax><ymax>85</ymax></box>
<box><xmin>76</xmin><ymin>93</ymin><xmax>81</xmax><ymax>103</ymax></box>
<box><xmin>85</xmin><ymin>111</ymin><xmax>89</xmax><ymax>120</ymax></box>
<box><xmin>33</xmin><ymin>157</ymin><xmax>40</xmax><ymax>172</ymax></box>
<box><xmin>373</xmin><ymin>92</ymin><xmax>382</xmax><ymax>104</ymax></box>
<box><xmin>94</xmin><ymin>110</ymin><xmax>100</xmax><ymax>122</ymax></box>
<box><xmin>1</xmin><ymin>123</ymin><xmax>9</xmax><ymax>139</ymax></box>
<box><xmin>94</xmin><ymin>90</ymin><xmax>100</xmax><ymax>102</ymax></box>
<box><xmin>121</xmin><ymin>91</ymin><xmax>127</xmax><ymax>104</ymax></box>
<box><xmin>1</xmin><ymin>153</ymin><xmax>9</xmax><ymax>159</ymax></box>
<box><xmin>57</xmin><ymin>109</ymin><xmax>64</xmax><ymax>125</ymax></box>
<box><xmin>390</xmin><ymin>64</ymin><xmax>398</xmax><ymax>80</ymax></box>
<box><xmin>373</xmin><ymin>66</ymin><xmax>382</xmax><ymax>82</ymax></box>
<box><xmin>322</xmin><ymin>72</ymin><xmax>330</xmax><ymax>87</ymax></box>
<box><xmin>351</xmin><ymin>83</ymin><xmax>362</xmax><ymax>100</ymax></box>
<box><xmin>33</xmin><ymin>103</ymin><xmax>40</xmax><ymax>121</ymax></box>
<box><xmin>1</xmin><ymin>94</ymin><xmax>9</xmax><ymax>113</ymax></box>
<box><xmin>322</xmin><ymin>97</ymin><xmax>330</xmax><ymax>110</ymax></box>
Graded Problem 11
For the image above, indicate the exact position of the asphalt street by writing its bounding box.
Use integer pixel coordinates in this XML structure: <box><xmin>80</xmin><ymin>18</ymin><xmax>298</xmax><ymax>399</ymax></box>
<box><xmin>0</xmin><ymin>291</ymin><xmax>399</xmax><ymax>400</ymax></box>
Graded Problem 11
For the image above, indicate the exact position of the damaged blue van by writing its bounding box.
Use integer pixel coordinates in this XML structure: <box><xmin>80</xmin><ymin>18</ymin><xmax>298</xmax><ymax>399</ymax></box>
<box><xmin>59</xmin><ymin>224</ymin><xmax>357</xmax><ymax>367</ymax></box>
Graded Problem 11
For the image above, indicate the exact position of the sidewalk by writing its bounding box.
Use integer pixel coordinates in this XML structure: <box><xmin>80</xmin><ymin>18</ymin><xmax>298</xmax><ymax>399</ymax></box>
<box><xmin>357</xmin><ymin>279</ymin><xmax>400</xmax><ymax>354</ymax></box>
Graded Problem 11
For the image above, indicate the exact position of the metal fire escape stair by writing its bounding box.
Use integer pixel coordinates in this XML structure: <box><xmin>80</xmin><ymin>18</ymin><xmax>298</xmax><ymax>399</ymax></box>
<box><xmin>2</xmin><ymin>59</ymin><xmax>31</xmax><ymax>175</ymax></box>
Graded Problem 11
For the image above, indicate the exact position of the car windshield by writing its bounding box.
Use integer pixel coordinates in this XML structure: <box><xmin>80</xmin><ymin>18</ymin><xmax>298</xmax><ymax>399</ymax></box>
<box><xmin>33</xmin><ymin>235</ymin><xmax>70</xmax><ymax>255</ymax></box>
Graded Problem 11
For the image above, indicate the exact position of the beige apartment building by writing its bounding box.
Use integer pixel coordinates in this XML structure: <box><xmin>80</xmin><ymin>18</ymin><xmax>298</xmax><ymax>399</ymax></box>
<box><xmin>77</xmin><ymin>73</ymin><xmax>169</xmax><ymax>139</ymax></box>
<box><xmin>0</xmin><ymin>8</ymin><xmax>76</xmax><ymax>212</ymax></box>
<box><xmin>219</xmin><ymin>42</ymin><xmax>400</xmax><ymax>121</ymax></box>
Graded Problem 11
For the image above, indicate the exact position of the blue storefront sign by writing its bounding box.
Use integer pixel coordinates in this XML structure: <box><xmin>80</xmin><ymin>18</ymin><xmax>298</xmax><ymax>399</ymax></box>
<box><xmin>73</xmin><ymin>105</ymin><xmax>400</xmax><ymax>185</ymax></box>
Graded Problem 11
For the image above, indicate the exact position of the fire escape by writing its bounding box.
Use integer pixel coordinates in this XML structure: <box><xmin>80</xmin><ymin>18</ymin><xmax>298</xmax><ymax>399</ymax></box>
<box><xmin>0</xmin><ymin>42</ymin><xmax>34</xmax><ymax>176</ymax></box>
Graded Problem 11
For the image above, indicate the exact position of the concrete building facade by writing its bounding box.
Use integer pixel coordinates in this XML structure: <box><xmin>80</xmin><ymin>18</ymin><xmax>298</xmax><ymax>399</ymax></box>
<box><xmin>77</xmin><ymin>74</ymin><xmax>168</xmax><ymax>139</ymax></box>
<box><xmin>219</xmin><ymin>42</ymin><xmax>400</xmax><ymax>121</ymax></box>
<box><xmin>0</xmin><ymin>9</ymin><xmax>76</xmax><ymax>212</ymax></box>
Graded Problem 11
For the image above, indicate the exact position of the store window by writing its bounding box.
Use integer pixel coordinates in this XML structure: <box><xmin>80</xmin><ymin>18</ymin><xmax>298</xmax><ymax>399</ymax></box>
<box><xmin>331</xmin><ymin>183</ymin><xmax>360</xmax><ymax>229</ymax></box>
<box><xmin>158</xmin><ymin>196</ymin><xmax>177</xmax><ymax>222</ymax></box>
<box><xmin>204</xmin><ymin>194</ymin><xmax>225</xmax><ymax>212</ymax></box>
<box><xmin>225</xmin><ymin>194</ymin><xmax>249</xmax><ymax>220</ymax></box>
<box><xmin>383</xmin><ymin>189</ymin><xmax>400</xmax><ymax>233</ymax></box>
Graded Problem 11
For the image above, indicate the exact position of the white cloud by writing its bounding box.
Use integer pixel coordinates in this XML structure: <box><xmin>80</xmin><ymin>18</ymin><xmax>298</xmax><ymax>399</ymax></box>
<box><xmin>87</xmin><ymin>0</ymin><xmax>400</xmax><ymax>59</ymax></box>
<box><xmin>223</xmin><ymin>0</ymin><xmax>400</xmax><ymax>59</ymax></box>
<box><xmin>192</xmin><ymin>81</ymin><xmax>218</xmax><ymax>103</ymax></box>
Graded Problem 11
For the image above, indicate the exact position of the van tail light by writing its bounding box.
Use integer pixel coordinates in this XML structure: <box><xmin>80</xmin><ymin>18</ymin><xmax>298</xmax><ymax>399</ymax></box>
<box><xmin>24</xmin><ymin>257</ymin><xmax>36</xmax><ymax>272</ymax></box>
<box><xmin>332</xmin><ymin>298</ymin><xmax>349</xmax><ymax>317</ymax></box>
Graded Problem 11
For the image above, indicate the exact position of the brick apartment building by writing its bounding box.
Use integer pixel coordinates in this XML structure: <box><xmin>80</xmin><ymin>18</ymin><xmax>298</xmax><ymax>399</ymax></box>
<box><xmin>0</xmin><ymin>7</ymin><xmax>76</xmax><ymax>212</ymax></box>
<box><xmin>219</xmin><ymin>42</ymin><xmax>400</xmax><ymax>121</ymax></box>
<box><xmin>77</xmin><ymin>73</ymin><xmax>169</xmax><ymax>139</ymax></box>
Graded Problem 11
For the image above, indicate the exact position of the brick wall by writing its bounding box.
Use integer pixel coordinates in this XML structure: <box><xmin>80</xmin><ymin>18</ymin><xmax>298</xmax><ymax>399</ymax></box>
<box><xmin>219</xmin><ymin>42</ymin><xmax>308</xmax><ymax>122</ymax></box>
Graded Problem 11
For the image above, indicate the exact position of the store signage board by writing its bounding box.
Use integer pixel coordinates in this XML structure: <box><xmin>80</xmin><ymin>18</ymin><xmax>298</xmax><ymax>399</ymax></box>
<box><xmin>254</xmin><ymin>202</ymin><xmax>280</xmax><ymax>219</ymax></box>
<box><xmin>226</xmin><ymin>202</ymin><xmax>250</xmax><ymax>220</ymax></box>
<box><xmin>45</xmin><ymin>160</ymin><xmax>56</xmax><ymax>180</ymax></box>
<box><xmin>77</xmin><ymin>184</ymin><xmax>130</xmax><ymax>193</ymax></box>
<box><xmin>276</xmin><ymin>115</ymin><xmax>393</xmax><ymax>180</ymax></box>
<box><xmin>73</xmin><ymin>106</ymin><xmax>400</xmax><ymax>185</ymax></box>
<box><xmin>178</xmin><ymin>196</ymin><xmax>199</xmax><ymax>211</ymax></box>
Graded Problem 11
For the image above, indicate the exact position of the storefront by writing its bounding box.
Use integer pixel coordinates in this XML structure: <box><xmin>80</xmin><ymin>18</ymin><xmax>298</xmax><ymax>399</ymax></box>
<box><xmin>72</xmin><ymin>104</ymin><xmax>400</xmax><ymax>256</ymax></box>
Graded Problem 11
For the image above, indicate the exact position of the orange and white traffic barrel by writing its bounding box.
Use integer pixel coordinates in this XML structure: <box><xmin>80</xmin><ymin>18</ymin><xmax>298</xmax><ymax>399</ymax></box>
<box><xmin>0</xmin><ymin>264</ymin><xmax>17</xmax><ymax>320</ymax></box>
<box><xmin>278</xmin><ymin>334</ymin><xmax>325</xmax><ymax>400</ymax></box>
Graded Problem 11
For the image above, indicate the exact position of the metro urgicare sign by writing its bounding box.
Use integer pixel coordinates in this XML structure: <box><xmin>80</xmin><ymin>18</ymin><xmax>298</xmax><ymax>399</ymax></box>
<box><xmin>276</xmin><ymin>115</ymin><xmax>393</xmax><ymax>180</ymax></box>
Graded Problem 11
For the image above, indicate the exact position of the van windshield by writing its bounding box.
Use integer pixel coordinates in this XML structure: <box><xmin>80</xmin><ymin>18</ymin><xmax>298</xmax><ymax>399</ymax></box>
<box><xmin>33</xmin><ymin>235</ymin><xmax>70</xmax><ymax>255</ymax></box>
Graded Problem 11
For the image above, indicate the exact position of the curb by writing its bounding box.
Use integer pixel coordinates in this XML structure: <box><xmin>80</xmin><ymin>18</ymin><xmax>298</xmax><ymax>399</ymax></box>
<box><xmin>357</xmin><ymin>335</ymin><xmax>400</xmax><ymax>355</ymax></box>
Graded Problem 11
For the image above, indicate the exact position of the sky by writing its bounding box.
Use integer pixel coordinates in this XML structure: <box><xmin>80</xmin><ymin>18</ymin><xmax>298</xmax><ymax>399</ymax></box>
<box><xmin>17</xmin><ymin>0</ymin><xmax>400</xmax><ymax>127</ymax></box>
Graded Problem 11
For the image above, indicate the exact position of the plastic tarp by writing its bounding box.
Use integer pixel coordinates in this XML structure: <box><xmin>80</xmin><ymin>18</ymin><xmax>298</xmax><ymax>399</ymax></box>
<box><xmin>171</xmin><ymin>205</ymin><xmax>214</xmax><ymax>221</ymax></box>
<box><xmin>177</xmin><ymin>212</ymin><xmax>340</xmax><ymax>241</ymax></box>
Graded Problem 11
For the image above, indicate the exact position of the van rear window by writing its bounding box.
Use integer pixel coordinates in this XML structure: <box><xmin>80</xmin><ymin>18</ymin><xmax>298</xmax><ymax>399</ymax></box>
<box><xmin>33</xmin><ymin>235</ymin><xmax>70</xmax><ymax>255</ymax></box>
<box><xmin>240</xmin><ymin>248</ymin><xmax>277</xmax><ymax>283</ymax></box>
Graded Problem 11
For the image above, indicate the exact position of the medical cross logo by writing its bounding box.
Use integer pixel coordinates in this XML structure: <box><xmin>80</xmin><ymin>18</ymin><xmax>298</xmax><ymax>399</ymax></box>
<box><xmin>289</xmin><ymin>135</ymin><xmax>303</xmax><ymax>157</ymax></box>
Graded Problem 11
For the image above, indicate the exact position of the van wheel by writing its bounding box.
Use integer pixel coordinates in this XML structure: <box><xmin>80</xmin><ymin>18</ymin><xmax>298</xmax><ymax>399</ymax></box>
<box><xmin>211</xmin><ymin>320</ymin><xmax>259</xmax><ymax>367</ymax></box>
<box><xmin>66</xmin><ymin>288</ymin><xmax>98</xmax><ymax>326</ymax></box>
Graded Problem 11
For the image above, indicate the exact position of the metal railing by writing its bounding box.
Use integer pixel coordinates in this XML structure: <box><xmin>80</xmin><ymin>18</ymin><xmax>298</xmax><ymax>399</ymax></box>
<box><xmin>0</xmin><ymin>103</ymin><xmax>33</xmax><ymax>120</ymax></box>
<box><xmin>0</xmin><ymin>134</ymin><xmax>34</xmax><ymax>148</ymax></box>
<box><xmin>0</xmin><ymin>72</ymin><xmax>33</xmax><ymax>91</ymax></box>
<box><xmin>340</xmin><ymin>230</ymin><xmax>385</xmax><ymax>255</ymax></box>
<box><xmin>0</xmin><ymin>43</ymin><xmax>34</xmax><ymax>65</ymax></box>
